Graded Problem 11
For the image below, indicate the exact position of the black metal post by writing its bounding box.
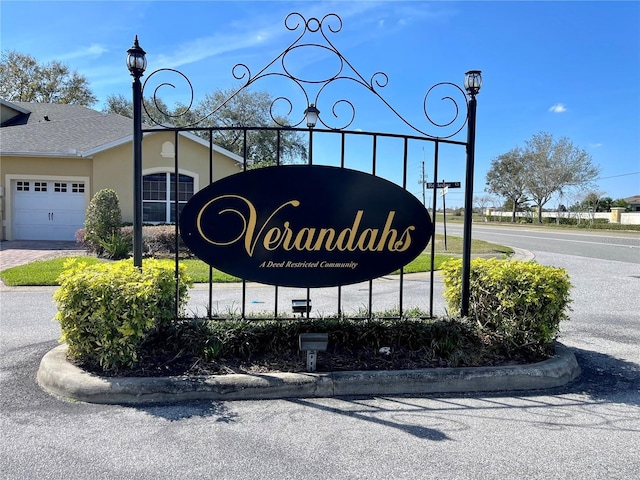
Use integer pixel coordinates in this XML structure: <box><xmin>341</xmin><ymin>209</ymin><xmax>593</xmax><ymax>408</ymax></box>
<box><xmin>132</xmin><ymin>74</ymin><xmax>143</xmax><ymax>268</ymax></box>
<box><xmin>442</xmin><ymin>179</ymin><xmax>448</xmax><ymax>251</ymax></box>
<box><xmin>128</xmin><ymin>35</ymin><xmax>146</xmax><ymax>269</ymax></box>
<box><xmin>461</xmin><ymin>94</ymin><xmax>478</xmax><ymax>317</ymax></box>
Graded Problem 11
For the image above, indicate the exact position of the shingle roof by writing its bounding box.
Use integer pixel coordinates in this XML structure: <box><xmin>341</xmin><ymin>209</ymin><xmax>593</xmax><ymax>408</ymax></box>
<box><xmin>0</xmin><ymin>101</ymin><xmax>134</xmax><ymax>156</ymax></box>
<box><xmin>0</xmin><ymin>101</ymin><xmax>243</xmax><ymax>163</ymax></box>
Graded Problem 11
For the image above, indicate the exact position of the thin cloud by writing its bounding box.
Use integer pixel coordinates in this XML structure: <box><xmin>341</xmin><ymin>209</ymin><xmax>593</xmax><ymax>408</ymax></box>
<box><xmin>548</xmin><ymin>103</ymin><xmax>567</xmax><ymax>113</ymax></box>
<box><xmin>152</xmin><ymin>33</ymin><xmax>273</xmax><ymax>69</ymax></box>
<box><xmin>148</xmin><ymin>4</ymin><xmax>458</xmax><ymax>75</ymax></box>
<box><xmin>57</xmin><ymin>44</ymin><xmax>108</xmax><ymax>61</ymax></box>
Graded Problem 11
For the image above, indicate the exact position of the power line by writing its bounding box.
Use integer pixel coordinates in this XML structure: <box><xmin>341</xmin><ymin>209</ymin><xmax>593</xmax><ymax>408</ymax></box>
<box><xmin>596</xmin><ymin>171</ymin><xmax>640</xmax><ymax>181</ymax></box>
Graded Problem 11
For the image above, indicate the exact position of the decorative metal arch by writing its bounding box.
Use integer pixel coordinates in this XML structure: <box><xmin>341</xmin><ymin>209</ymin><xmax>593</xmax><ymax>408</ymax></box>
<box><xmin>141</xmin><ymin>12</ymin><xmax>470</xmax><ymax>139</ymax></box>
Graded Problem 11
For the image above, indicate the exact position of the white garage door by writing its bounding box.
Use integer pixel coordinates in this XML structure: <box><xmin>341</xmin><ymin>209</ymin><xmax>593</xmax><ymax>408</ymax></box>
<box><xmin>13</xmin><ymin>180</ymin><xmax>86</xmax><ymax>241</ymax></box>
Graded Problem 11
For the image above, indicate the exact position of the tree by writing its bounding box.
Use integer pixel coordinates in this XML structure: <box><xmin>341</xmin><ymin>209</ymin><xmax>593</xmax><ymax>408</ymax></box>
<box><xmin>0</xmin><ymin>51</ymin><xmax>97</xmax><ymax>105</ymax></box>
<box><xmin>103</xmin><ymin>88</ymin><xmax>307</xmax><ymax>167</ymax></box>
<box><xmin>474</xmin><ymin>194</ymin><xmax>494</xmax><ymax>217</ymax></box>
<box><xmin>581</xmin><ymin>192</ymin><xmax>601</xmax><ymax>215</ymax></box>
<box><xmin>611</xmin><ymin>198</ymin><xmax>630</xmax><ymax>211</ymax></box>
<box><xmin>103</xmin><ymin>93</ymin><xmax>174</xmax><ymax>125</ymax></box>
<box><xmin>523</xmin><ymin>132</ymin><xmax>600</xmax><ymax>223</ymax></box>
<box><xmin>485</xmin><ymin>148</ymin><xmax>529</xmax><ymax>222</ymax></box>
<box><xmin>597</xmin><ymin>196</ymin><xmax>613</xmax><ymax>212</ymax></box>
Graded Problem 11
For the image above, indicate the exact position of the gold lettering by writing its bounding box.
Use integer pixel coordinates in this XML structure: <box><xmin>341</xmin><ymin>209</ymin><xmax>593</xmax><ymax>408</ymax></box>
<box><xmin>375</xmin><ymin>211</ymin><xmax>398</xmax><ymax>251</ymax></box>
<box><xmin>335</xmin><ymin>210</ymin><xmax>363</xmax><ymax>251</ymax></box>
<box><xmin>197</xmin><ymin>194</ymin><xmax>256</xmax><ymax>248</ymax></box>
<box><xmin>281</xmin><ymin>221</ymin><xmax>295</xmax><ymax>251</ymax></box>
<box><xmin>263</xmin><ymin>227</ymin><xmax>282</xmax><ymax>251</ymax></box>
<box><xmin>357</xmin><ymin>228</ymin><xmax>379</xmax><ymax>251</ymax></box>
<box><xmin>393</xmin><ymin>227</ymin><xmax>414</xmax><ymax>252</ymax></box>
<box><xmin>294</xmin><ymin>227</ymin><xmax>317</xmax><ymax>251</ymax></box>
<box><xmin>196</xmin><ymin>197</ymin><xmax>419</xmax><ymax>257</ymax></box>
<box><xmin>250</xmin><ymin>203</ymin><xmax>299</xmax><ymax>255</ymax></box>
<box><xmin>314</xmin><ymin>228</ymin><xmax>336</xmax><ymax>251</ymax></box>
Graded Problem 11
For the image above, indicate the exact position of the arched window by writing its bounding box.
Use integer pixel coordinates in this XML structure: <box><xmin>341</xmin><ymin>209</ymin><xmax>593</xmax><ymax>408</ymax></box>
<box><xmin>142</xmin><ymin>172</ymin><xmax>194</xmax><ymax>223</ymax></box>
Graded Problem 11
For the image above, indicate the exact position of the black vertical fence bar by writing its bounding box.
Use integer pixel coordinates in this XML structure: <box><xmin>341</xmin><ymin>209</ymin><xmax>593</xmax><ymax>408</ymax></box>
<box><xmin>174</xmin><ymin>130</ymin><xmax>180</xmax><ymax>319</ymax></box>
<box><xmin>274</xmin><ymin>130</ymin><xmax>282</xmax><ymax>318</ymax></box>
<box><xmin>368</xmin><ymin>134</ymin><xmax>377</xmax><ymax>319</ymax></box>
<box><xmin>429</xmin><ymin>140</ymin><xmax>440</xmax><ymax>318</ymax></box>
<box><xmin>337</xmin><ymin>132</ymin><xmax>346</xmax><ymax>317</ymax></box>
<box><xmin>242</xmin><ymin>128</ymin><xmax>248</xmax><ymax>319</ymax></box>
<box><xmin>399</xmin><ymin>137</ymin><xmax>409</xmax><ymax>318</ymax></box>
<box><xmin>208</xmin><ymin>130</ymin><xmax>214</xmax><ymax>319</ymax></box>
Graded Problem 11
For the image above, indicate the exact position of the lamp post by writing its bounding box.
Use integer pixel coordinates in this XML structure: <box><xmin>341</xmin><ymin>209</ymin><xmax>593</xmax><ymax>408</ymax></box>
<box><xmin>127</xmin><ymin>36</ymin><xmax>147</xmax><ymax>268</ymax></box>
<box><xmin>461</xmin><ymin>70</ymin><xmax>482</xmax><ymax>317</ymax></box>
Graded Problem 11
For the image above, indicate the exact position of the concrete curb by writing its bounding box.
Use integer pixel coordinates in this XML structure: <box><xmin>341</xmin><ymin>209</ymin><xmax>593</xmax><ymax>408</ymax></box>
<box><xmin>37</xmin><ymin>343</ymin><xmax>580</xmax><ymax>405</ymax></box>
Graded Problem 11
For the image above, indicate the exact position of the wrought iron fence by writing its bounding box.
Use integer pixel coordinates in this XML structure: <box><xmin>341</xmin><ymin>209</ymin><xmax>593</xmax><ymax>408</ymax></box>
<box><xmin>131</xmin><ymin>12</ymin><xmax>477</xmax><ymax>320</ymax></box>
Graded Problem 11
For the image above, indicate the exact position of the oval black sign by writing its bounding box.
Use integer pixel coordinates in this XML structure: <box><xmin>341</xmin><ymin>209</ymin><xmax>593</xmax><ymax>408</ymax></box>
<box><xmin>179</xmin><ymin>165</ymin><xmax>432</xmax><ymax>287</ymax></box>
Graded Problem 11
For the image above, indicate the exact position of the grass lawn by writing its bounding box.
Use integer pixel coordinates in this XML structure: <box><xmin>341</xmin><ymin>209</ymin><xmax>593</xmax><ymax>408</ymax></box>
<box><xmin>0</xmin><ymin>234</ymin><xmax>513</xmax><ymax>286</ymax></box>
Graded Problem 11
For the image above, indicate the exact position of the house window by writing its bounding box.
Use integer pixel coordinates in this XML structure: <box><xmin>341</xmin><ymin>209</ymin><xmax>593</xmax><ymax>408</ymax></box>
<box><xmin>54</xmin><ymin>182</ymin><xmax>68</xmax><ymax>193</ymax></box>
<box><xmin>16</xmin><ymin>181</ymin><xmax>30</xmax><ymax>191</ymax></box>
<box><xmin>143</xmin><ymin>173</ymin><xmax>194</xmax><ymax>223</ymax></box>
<box><xmin>34</xmin><ymin>182</ymin><xmax>47</xmax><ymax>192</ymax></box>
<box><xmin>71</xmin><ymin>183</ymin><xmax>85</xmax><ymax>193</ymax></box>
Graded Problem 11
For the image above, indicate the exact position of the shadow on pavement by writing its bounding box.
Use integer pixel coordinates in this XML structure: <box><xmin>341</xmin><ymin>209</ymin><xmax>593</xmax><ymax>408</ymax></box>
<box><xmin>565</xmin><ymin>347</ymin><xmax>640</xmax><ymax>406</ymax></box>
<box><xmin>136</xmin><ymin>401</ymin><xmax>240</xmax><ymax>422</ymax></box>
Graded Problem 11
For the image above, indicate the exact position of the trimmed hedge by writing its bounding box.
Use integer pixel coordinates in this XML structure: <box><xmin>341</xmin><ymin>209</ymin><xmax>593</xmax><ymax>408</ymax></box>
<box><xmin>54</xmin><ymin>259</ymin><xmax>192</xmax><ymax>371</ymax></box>
<box><xmin>441</xmin><ymin>258</ymin><xmax>572</xmax><ymax>356</ymax></box>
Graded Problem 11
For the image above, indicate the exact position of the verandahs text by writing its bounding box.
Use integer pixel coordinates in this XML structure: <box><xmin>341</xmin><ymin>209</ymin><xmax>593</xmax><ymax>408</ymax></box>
<box><xmin>196</xmin><ymin>195</ymin><xmax>416</xmax><ymax>256</ymax></box>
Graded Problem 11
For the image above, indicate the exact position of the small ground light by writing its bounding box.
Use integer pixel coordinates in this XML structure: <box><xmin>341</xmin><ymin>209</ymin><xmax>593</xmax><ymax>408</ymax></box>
<box><xmin>292</xmin><ymin>299</ymin><xmax>311</xmax><ymax>316</ymax></box>
<box><xmin>299</xmin><ymin>333</ymin><xmax>328</xmax><ymax>372</ymax></box>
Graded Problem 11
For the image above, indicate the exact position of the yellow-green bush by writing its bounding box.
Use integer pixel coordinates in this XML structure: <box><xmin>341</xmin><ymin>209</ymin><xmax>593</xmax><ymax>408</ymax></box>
<box><xmin>441</xmin><ymin>258</ymin><xmax>572</xmax><ymax>354</ymax></box>
<box><xmin>54</xmin><ymin>259</ymin><xmax>192</xmax><ymax>371</ymax></box>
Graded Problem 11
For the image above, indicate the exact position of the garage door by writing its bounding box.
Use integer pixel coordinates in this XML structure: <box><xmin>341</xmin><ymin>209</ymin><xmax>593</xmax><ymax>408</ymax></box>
<box><xmin>13</xmin><ymin>180</ymin><xmax>86</xmax><ymax>241</ymax></box>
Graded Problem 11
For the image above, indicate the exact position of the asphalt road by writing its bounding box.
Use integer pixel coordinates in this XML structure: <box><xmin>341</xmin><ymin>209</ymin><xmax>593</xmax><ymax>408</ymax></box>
<box><xmin>1</xmin><ymin>227</ymin><xmax>639</xmax><ymax>479</ymax></box>
<box><xmin>443</xmin><ymin>222</ymin><xmax>640</xmax><ymax>263</ymax></box>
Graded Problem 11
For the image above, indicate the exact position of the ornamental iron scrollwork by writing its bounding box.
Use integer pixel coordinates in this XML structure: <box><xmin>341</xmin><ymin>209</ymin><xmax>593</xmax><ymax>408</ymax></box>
<box><xmin>142</xmin><ymin>12</ymin><xmax>469</xmax><ymax>139</ymax></box>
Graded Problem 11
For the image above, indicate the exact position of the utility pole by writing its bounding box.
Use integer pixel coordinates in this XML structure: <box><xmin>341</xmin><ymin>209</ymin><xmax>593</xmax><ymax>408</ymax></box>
<box><xmin>418</xmin><ymin>147</ymin><xmax>427</xmax><ymax>205</ymax></box>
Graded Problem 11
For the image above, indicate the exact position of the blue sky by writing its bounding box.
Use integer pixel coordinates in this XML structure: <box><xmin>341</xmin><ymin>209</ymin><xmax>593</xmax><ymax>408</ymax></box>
<box><xmin>2</xmin><ymin>0</ymin><xmax>639</xmax><ymax>207</ymax></box>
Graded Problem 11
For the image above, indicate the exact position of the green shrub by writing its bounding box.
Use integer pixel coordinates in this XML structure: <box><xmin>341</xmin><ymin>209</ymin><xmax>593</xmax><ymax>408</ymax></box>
<box><xmin>53</xmin><ymin>259</ymin><xmax>192</xmax><ymax>371</ymax></box>
<box><xmin>84</xmin><ymin>189</ymin><xmax>122</xmax><ymax>256</ymax></box>
<box><xmin>441</xmin><ymin>258</ymin><xmax>572</xmax><ymax>355</ymax></box>
<box><xmin>77</xmin><ymin>225</ymin><xmax>192</xmax><ymax>257</ymax></box>
<box><xmin>137</xmin><ymin>225</ymin><xmax>190</xmax><ymax>256</ymax></box>
<box><xmin>161</xmin><ymin>316</ymin><xmax>483</xmax><ymax>368</ymax></box>
<box><xmin>99</xmin><ymin>230</ymin><xmax>132</xmax><ymax>260</ymax></box>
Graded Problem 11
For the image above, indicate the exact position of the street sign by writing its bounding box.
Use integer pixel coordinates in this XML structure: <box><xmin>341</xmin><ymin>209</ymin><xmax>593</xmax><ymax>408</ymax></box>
<box><xmin>426</xmin><ymin>181</ymin><xmax>461</xmax><ymax>189</ymax></box>
<box><xmin>439</xmin><ymin>186</ymin><xmax>449</xmax><ymax>197</ymax></box>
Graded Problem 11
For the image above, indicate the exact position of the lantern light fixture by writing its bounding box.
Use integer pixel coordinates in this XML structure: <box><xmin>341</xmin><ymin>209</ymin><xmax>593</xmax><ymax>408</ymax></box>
<box><xmin>127</xmin><ymin>36</ymin><xmax>147</xmax><ymax>78</ymax></box>
<box><xmin>304</xmin><ymin>104</ymin><xmax>320</xmax><ymax>128</ymax></box>
<box><xmin>464</xmin><ymin>70</ymin><xmax>482</xmax><ymax>96</ymax></box>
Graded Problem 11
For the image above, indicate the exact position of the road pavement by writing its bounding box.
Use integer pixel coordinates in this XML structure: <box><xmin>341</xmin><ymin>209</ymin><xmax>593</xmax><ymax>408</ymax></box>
<box><xmin>1</xmin><ymin>234</ymin><xmax>639</xmax><ymax>479</ymax></box>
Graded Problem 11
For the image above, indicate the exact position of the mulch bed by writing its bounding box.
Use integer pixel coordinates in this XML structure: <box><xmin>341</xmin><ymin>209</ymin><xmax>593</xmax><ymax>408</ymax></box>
<box><xmin>76</xmin><ymin>346</ymin><xmax>546</xmax><ymax>378</ymax></box>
